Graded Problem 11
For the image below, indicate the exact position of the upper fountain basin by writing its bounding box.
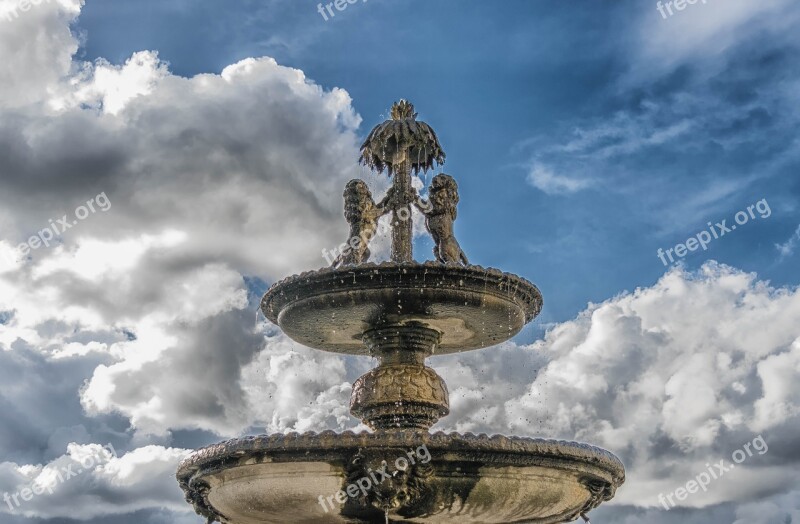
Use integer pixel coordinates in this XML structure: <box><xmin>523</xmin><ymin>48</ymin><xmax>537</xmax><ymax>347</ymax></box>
<box><xmin>260</xmin><ymin>262</ymin><xmax>543</xmax><ymax>355</ymax></box>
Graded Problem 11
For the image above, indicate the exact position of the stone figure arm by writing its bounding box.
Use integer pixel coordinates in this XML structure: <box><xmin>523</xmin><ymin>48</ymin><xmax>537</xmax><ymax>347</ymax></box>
<box><xmin>376</xmin><ymin>187</ymin><xmax>394</xmax><ymax>217</ymax></box>
<box><xmin>413</xmin><ymin>193</ymin><xmax>433</xmax><ymax>216</ymax></box>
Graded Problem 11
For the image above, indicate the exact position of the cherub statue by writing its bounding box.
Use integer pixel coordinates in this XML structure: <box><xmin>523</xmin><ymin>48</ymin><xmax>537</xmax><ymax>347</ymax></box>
<box><xmin>331</xmin><ymin>179</ymin><xmax>385</xmax><ymax>267</ymax></box>
<box><xmin>416</xmin><ymin>174</ymin><xmax>468</xmax><ymax>265</ymax></box>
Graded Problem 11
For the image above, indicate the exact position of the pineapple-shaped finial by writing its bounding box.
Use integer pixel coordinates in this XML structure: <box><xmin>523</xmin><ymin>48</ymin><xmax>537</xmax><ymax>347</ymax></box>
<box><xmin>390</xmin><ymin>99</ymin><xmax>417</xmax><ymax>121</ymax></box>
<box><xmin>359</xmin><ymin>99</ymin><xmax>445</xmax><ymax>176</ymax></box>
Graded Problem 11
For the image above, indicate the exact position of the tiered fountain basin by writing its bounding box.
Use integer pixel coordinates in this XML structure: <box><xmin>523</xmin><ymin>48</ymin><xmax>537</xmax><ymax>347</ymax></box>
<box><xmin>259</xmin><ymin>262</ymin><xmax>544</xmax><ymax>354</ymax></box>
<box><xmin>177</xmin><ymin>431</ymin><xmax>625</xmax><ymax>524</ymax></box>
<box><xmin>176</xmin><ymin>262</ymin><xmax>625</xmax><ymax>522</ymax></box>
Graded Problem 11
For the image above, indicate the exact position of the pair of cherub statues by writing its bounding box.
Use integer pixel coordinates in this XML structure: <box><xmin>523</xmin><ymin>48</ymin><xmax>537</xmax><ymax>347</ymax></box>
<box><xmin>331</xmin><ymin>174</ymin><xmax>468</xmax><ymax>267</ymax></box>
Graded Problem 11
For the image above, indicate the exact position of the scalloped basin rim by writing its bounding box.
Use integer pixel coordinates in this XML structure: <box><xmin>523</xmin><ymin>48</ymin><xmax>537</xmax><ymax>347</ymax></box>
<box><xmin>178</xmin><ymin>430</ymin><xmax>624</xmax><ymax>479</ymax></box>
<box><xmin>177</xmin><ymin>431</ymin><xmax>625</xmax><ymax>524</ymax></box>
<box><xmin>260</xmin><ymin>262</ymin><xmax>544</xmax><ymax>355</ymax></box>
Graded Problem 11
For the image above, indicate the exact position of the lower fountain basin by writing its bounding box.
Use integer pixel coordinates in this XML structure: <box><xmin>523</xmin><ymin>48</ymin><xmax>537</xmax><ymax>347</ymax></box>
<box><xmin>260</xmin><ymin>263</ymin><xmax>543</xmax><ymax>355</ymax></box>
<box><xmin>177</xmin><ymin>431</ymin><xmax>625</xmax><ymax>524</ymax></box>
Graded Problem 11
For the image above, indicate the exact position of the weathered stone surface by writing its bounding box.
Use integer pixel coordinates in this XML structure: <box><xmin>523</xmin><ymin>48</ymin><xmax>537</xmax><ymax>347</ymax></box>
<box><xmin>350</xmin><ymin>364</ymin><xmax>449</xmax><ymax>430</ymax></box>
<box><xmin>260</xmin><ymin>262</ymin><xmax>543</xmax><ymax>355</ymax></box>
<box><xmin>177</xmin><ymin>431</ymin><xmax>625</xmax><ymax>524</ymax></box>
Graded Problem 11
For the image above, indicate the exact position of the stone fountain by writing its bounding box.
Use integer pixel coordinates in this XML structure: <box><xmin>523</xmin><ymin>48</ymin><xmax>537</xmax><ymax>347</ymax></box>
<box><xmin>177</xmin><ymin>101</ymin><xmax>625</xmax><ymax>523</ymax></box>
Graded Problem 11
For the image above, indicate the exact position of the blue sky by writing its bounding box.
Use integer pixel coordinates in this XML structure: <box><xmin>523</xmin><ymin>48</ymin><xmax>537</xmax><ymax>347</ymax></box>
<box><xmin>0</xmin><ymin>1</ymin><xmax>799</xmax><ymax>523</ymax></box>
<box><xmin>76</xmin><ymin>0</ymin><xmax>800</xmax><ymax>330</ymax></box>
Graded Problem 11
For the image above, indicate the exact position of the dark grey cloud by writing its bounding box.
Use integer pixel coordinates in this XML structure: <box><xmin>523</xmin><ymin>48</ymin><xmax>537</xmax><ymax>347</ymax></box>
<box><xmin>0</xmin><ymin>346</ymin><xmax>126</xmax><ymax>465</ymax></box>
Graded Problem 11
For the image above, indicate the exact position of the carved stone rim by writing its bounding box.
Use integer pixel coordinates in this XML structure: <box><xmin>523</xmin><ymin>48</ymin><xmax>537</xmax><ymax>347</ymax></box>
<box><xmin>260</xmin><ymin>261</ymin><xmax>544</xmax><ymax>325</ymax></box>
<box><xmin>177</xmin><ymin>430</ymin><xmax>625</xmax><ymax>522</ymax></box>
<box><xmin>176</xmin><ymin>430</ymin><xmax>625</xmax><ymax>490</ymax></box>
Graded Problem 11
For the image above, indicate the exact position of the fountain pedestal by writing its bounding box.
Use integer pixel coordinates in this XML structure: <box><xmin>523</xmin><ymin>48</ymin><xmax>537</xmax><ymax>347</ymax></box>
<box><xmin>351</xmin><ymin>323</ymin><xmax>449</xmax><ymax>431</ymax></box>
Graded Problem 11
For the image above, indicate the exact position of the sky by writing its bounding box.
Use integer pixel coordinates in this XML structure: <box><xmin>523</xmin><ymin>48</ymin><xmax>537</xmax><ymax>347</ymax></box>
<box><xmin>0</xmin><ymin>0</ymin><xmax>798</xmax><ymax>523</ymax></box>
